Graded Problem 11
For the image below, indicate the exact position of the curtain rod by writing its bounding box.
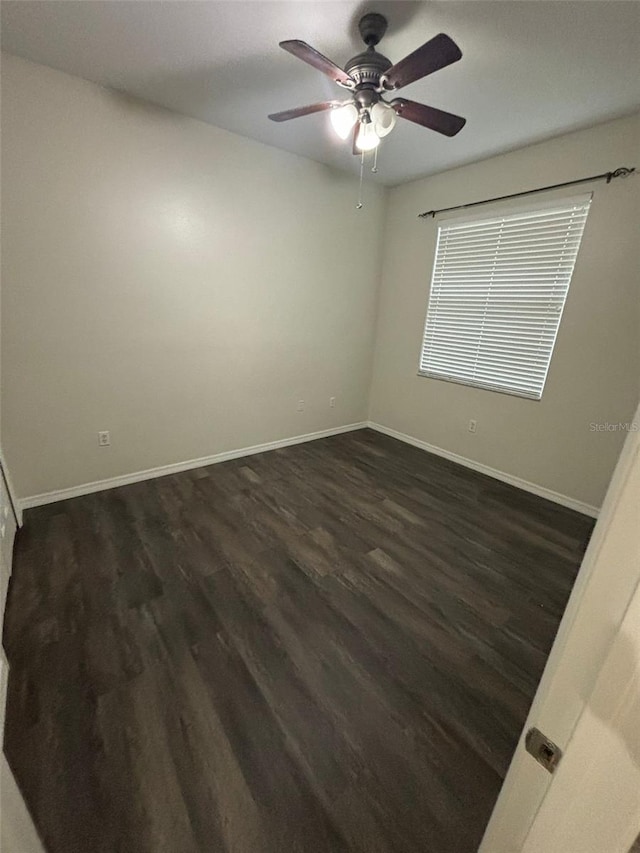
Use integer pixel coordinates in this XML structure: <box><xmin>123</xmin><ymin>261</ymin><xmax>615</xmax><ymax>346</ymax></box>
<box><xmin>417</xmin><ymin>166</ymin><xmax>636</xmax><ymax>219</ymax></box>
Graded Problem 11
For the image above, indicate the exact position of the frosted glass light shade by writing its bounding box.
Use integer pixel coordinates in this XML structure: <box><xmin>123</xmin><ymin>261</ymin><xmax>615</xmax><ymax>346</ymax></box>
<box><xmin>371</xmin><ymin>102</ymin><xmax>396</xmax><ymax>138</ymax></box>
<box><xmin>355</xmin><ymin>121</ymin><xmax>380</xmax><ymax>151</ymax></box>
<box><xmin>330</xmin><ymin>103</ymin><xmax>358</xmax><ymax>139</ymax></box>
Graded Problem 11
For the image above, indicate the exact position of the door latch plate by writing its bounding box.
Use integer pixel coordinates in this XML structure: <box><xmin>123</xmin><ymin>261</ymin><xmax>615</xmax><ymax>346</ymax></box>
<box><xmin>525</xmin><ymin>727</ymin><xmax>562</xmax><ymax>773</ymax></box>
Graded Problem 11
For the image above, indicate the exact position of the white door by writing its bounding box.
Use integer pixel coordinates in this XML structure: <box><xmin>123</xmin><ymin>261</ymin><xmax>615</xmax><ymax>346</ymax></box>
<box><xmin>480</xmin><ymin>406</ymin><xmax>640</xmax><ymax>853</ymax></box>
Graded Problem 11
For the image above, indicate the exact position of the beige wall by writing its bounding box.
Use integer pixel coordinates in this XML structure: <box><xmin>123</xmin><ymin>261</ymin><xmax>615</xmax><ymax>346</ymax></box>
<box><xmin>1</xmin><ymin>756</ymin><xmax>45</xmax><ymax>853</ymax></box>
<box><xmin>1</xmin><ymin>54</ymin><xmax>386</xmax><ymax>498</ymax></box>
<box><xmin>369</xmin><ymin>114</ymin><xmax>640</xmax><ymax>509</ymax></box>
<box><xmin>2</xmin><ymin>54</ymin><xmax>638</xmax><ymax>509</ymax></box>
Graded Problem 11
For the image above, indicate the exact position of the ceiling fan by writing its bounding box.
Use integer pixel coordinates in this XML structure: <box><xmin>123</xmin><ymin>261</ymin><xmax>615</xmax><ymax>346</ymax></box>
<box><xmin>268</xmin><ymin>13</ymin><xmax>466</xmax><ymax>154</ymax></box>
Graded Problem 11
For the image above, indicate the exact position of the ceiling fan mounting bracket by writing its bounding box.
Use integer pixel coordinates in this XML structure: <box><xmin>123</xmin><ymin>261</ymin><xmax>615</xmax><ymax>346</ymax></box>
<box><xmin>358</xmin><ymin>13</ymin><xmax>388</xmax><ymax>48</ymax></box>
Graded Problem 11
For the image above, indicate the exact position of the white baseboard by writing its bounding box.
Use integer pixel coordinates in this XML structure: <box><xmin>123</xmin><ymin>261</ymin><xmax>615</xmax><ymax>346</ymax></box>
<box><xmin>367</xmin><ymin>421</ymin><xmax>600</xmax><ymax>518</ymax></box>
<box><xmin>19</xmin><ymin>420</ymin><xmax>600</xmax><ymax>518</ymax></box>
<box><xmin>20</xmin><ymin>422</ymin><xmax>367</xmax><ymax>510</ymax></box>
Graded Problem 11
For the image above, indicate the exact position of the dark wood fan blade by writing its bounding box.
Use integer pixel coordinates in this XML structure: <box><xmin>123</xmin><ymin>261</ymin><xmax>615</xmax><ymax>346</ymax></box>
<box><xmin>279</xmin><ymin>40</ymin><xmax>354</xmax><ymax>86</ymax></box>
<box><xmin>384</xmin><ymin>33</ymin><xmax>462</xmax><ymax>90</ymax></box>
<box><xmin>268</xmin><ymin>101</ymin><xmax>338</xmax><ymax>122</ymax></box>
<box><xmin>391</xmin><ymin>98</ymin><xmax>466</xmax><ymax>137</ymax></box>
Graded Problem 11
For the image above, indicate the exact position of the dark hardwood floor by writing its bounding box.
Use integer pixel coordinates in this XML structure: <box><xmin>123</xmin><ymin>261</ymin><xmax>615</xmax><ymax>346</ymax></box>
<box><xmin>3</xmin><ymin>429</ymin><xmax>594</xmax><ymax>853</ymax></box>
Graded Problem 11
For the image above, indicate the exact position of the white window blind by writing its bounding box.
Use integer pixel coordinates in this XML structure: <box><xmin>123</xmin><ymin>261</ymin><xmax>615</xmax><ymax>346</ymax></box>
<box><xmin>419</xmin><ymin>195</ymin><xmax>592</xmax><ymax>399</ymax></box>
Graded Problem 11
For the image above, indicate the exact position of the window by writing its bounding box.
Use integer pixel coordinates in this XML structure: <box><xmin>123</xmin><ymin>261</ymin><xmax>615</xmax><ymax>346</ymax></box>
<box><xmin>419</xmin><ymin>195</ymin><xmax>591</xmax><ymax>399</ymax></box>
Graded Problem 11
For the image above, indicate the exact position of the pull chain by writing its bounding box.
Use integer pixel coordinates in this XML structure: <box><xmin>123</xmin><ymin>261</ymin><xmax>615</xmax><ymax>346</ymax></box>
<box><xmin>371</xmin><ymin>146</ymin><xmax>379</xmax><ymax>174</ymax></box>
<box><xmin>356</xmin><ymin>151</ymin><xmax>364</xmax><ymax>210</ymax></box>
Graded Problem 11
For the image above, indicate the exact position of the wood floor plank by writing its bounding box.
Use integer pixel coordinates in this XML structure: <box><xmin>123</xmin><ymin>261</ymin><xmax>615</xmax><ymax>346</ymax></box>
<box><xmin>3</xmin><ymin>429</ymin><xmax>593</xmax><ymax>852</ymax></box>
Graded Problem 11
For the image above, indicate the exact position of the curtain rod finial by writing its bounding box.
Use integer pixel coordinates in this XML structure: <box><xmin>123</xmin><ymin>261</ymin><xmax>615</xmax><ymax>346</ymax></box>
<box><xmin>610</xmin><ymin>166</ymin><xmax>635</xmax><ymax>181</ymax></box>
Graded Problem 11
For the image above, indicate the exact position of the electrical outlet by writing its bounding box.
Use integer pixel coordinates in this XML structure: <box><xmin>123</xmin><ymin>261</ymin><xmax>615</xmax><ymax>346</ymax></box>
<box><xmin>329</xmin><ymin>397</ymin><xmax>336</xmax><ymax>408</ymax></box>
<box><xmin>468</xmin><ymin>419</ymin><xmax>477</xmax><ymax>433</ymax></box>
<box><xmin>98</xmin><ymin>430</ymin><xmax>111</xmax><ymax>446</ymax></box>
<box><xmin>296</xmin><ymin>400</ymin><xmax>305</xmax><ymax>413</ymax></box>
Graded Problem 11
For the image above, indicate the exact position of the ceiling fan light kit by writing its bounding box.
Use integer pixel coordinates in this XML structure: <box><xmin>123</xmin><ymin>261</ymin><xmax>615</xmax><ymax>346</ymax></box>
<box><xmin>268</xmin><ymin>12</ymin><xmax>466</xmax><ymax>198</ymax></box>
<box><xmin>330</xmin><ymin>102</ymin><xmax>359</xmax><ymax>139</ymax></box>
<box><xmin>355</xmin><ymin>118</ymin><xmax>380</xmax><ymax>152</ymax></box>
<box><xmin>370</xmin><ymin>102</ymin><xmax>396</xmax><ymax>138</ymax></box>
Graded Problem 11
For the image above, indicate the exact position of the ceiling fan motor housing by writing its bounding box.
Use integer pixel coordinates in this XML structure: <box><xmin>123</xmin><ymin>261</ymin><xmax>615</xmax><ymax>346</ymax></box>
<box><xmin>345</xmin><ymin>48</ymin><xmax>392</xmax><ymax>89</ymax></box>
<box><xmin>346</xmin><ymin>14</ymin><xmax>392</xmax><ymax>92</ymax></box>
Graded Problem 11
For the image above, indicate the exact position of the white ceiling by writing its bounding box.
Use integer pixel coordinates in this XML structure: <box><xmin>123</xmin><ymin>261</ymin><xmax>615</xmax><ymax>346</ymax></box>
<box><xmin>2</xmin><ymin>1</ymin><xmax>639</xmax><ymax>186</ymax></box>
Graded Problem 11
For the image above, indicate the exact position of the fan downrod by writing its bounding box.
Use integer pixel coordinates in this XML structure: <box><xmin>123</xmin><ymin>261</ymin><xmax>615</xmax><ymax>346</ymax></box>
<box><xmin>358</xmin><ymin>13</ymin><xmax>388</xmax><ymax>47</ymax></box>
